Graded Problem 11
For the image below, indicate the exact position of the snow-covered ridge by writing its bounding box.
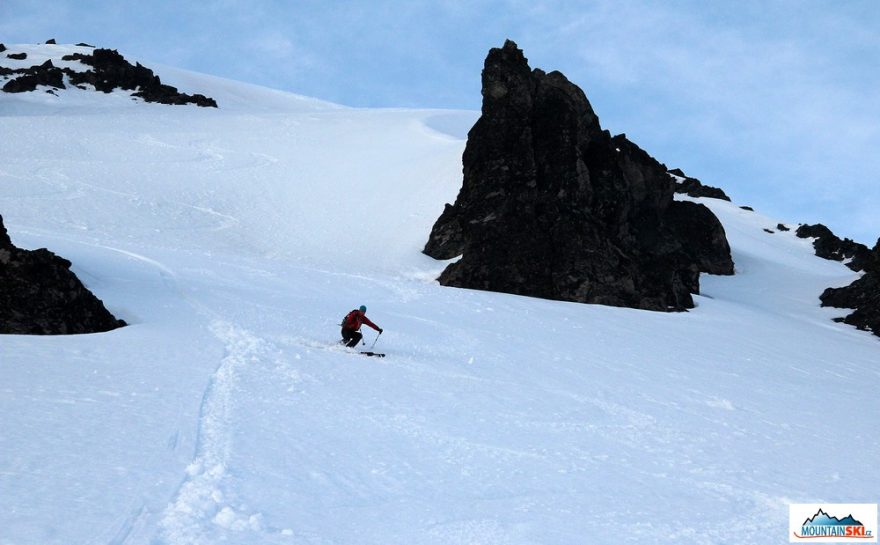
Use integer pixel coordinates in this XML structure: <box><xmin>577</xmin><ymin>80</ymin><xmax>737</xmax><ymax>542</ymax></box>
<box><xmin>0</xmin><ymin>42</ymin><xmax>344</xmax><ymax>113</ymax></box>
<box><xmin>1</xmin><ymin>48</ymin><xmax>877</xmax><ymax>545</ymax></box>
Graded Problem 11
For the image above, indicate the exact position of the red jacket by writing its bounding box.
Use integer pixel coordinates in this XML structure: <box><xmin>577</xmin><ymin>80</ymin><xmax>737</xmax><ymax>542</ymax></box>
<box><xmin>342</xmin><ymin>309</ymin><xmax>380</xmax><ymax>332</ymax></box>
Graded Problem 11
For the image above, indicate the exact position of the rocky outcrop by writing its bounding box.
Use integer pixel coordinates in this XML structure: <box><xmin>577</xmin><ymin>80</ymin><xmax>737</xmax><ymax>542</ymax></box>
<box><xmin>1</xmin><ymin>46</ymin><xmax>217</xmax><ymax>107</ymax></box>
<box><xmin>6</xmin><ymin>52</ymin><xmax>27</xmax><ymax>60</ymax></box>
<box><xmin>821</xmin><ymin>238</ymin><xmax>880</xmax><ymax>337</ymax></box>
<box><xmin>795</xmin><ymin>223</ymin><xmax>879</xmax><ymax>338</ymax></box>
<box><xmin>0</xmin><ymin>214</ymin><xmax>126</xmax><ymax>335</ymax></box>
<box><xmin>60</xmin><ymin>49</ymin><xmax>217</xmax><ymax>107</ymax></box>
<box><xmin>2</xmin><ymin>60</ymin><xmax>65</xmax><ymax>93</ymax></box>
<box><xmin>423</xmin><ymin>40</ymin><xmax>734</xmax><ymax>311</ymax></box>
<box><xmin>796</xmin><ymin>223</ymin><xmax>871</xmax><ymax>272</ymax></box>
<box><xmin>669</xmin><ymin>168</ymin><xmax>730</xmax><ymax>201</ymax></box>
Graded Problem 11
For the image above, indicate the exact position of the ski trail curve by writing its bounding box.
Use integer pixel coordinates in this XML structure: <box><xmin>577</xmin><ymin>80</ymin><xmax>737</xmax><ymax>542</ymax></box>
<box><xmin>157</xmin><ymin>321</ymin><xmax>269</xmax><ymax>545</ymax></box>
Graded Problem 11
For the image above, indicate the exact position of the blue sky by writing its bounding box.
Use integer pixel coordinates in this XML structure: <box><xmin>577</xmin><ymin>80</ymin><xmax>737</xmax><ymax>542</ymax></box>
<box><xmin>2</xmin><ymin>0</ymin><xmax>878</xmax><ymax>244</ymax></box>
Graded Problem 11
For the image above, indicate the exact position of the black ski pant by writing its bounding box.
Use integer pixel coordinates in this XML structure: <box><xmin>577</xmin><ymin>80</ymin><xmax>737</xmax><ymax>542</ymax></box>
<box><xmin>341</xmin><ymin>327</ymin><xmax>362</xmax><ymax>348</ymax></box>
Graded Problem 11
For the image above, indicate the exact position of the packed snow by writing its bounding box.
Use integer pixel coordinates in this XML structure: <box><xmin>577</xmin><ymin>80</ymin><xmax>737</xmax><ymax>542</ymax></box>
<box><xmin>1</xmin><ymin>45</ymin><xmax>878</xmax><ymax>545</ymax></box>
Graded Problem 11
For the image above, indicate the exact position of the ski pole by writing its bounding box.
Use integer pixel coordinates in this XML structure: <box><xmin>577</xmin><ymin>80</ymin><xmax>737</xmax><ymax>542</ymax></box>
<box><xmin>369</xmin><ymin>331</ymin><xmax>382</xmax><ymax>350</ymax></box>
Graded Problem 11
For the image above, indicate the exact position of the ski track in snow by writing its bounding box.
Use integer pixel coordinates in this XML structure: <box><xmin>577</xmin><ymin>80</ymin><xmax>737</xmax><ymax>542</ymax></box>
<box><xmin>30</xmin><ymin>157</ymin><xmax>242</xmax><ymax>234</ymax></box>
<box><xmin>158</xmin><ymin>321</ymin><xmax>272</xmax><ymax>545</ymax></box>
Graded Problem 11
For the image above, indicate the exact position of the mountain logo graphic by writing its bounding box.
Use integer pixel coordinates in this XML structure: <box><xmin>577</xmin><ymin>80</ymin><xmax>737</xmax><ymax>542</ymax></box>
<box><xmin>790</xmin><ymin>504</ymin><xmax>878</xmax><ymax>542</ymax></box>
<box><xmin>803</xmin><ymin>510</ymin><xmax>864</xmax><ymax>528</ymax></box>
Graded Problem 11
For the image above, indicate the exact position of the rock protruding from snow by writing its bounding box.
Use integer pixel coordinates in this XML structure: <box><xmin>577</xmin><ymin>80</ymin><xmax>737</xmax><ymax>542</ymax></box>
<box><xmin>0</xmin><ymin>214</ymin><xmax>126</xmax><ymax>335</ymax></box>
<box><xmin>795</xmin><ymin>223</ymin><xmax>871</xmax><ymax>272</ymax></box>
<box><xmin>423</xmin><ymin>40</ymin><xmax>734</xmax><ymax>311</ymax></box>
<box><xmin>60</xmin><ymin>49</ymin><xmax>217</xmax><ymax>107</ymax></box>
<box><xmin>0</xmin><ymin>45</ymin><xmax>217</xmax><ymax>107</ymax></box>
<box><xmin>669</xmin><ymin>168</ymin><xmax>731</xmax><ymax>201</ymax></box>
<box><xmin>2</xmin><ymin>59</ymin><xmax>65</xmax><ymax>93</ymax></box>
<box><xmin>795</xmin><ymin>223</ymin><xmax>879</xmax><ymax>337</ymax></box>
<box><xmin>821</xmin><ymin>237</ymin><xmax>880</xmax><ymax>337</ymax></box>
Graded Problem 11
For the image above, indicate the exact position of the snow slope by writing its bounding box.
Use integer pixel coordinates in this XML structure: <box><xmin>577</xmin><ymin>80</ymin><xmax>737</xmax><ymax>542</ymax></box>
<box><xmin>1</xmin><ymin>45</ymin><xmax>878</xmax><ymax>545</ymax></box>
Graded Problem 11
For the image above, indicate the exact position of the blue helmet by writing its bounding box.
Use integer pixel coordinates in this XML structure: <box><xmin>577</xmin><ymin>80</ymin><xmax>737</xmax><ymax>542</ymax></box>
<box><xmin>359</xmin><ymin>305</ymin><xmax>367</xmax><ymax>312</ymax></box>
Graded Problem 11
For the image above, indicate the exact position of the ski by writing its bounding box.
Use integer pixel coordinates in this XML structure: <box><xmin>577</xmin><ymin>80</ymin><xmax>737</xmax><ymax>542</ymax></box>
<box><xmin>360</xmin><ymin>351</ymin><xmax>385</xmax><ymax>358</ymax></box>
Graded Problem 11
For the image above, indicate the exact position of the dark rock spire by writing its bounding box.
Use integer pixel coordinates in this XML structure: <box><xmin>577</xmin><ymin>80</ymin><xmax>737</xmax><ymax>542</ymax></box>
<box><xmin>423</xmin><ymin>40</ymin><xmax>733</xmax><ymax>311</ymax></box>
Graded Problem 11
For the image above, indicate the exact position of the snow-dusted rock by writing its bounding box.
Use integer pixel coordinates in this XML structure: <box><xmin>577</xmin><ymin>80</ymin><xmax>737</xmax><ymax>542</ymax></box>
<box><xmin>0</xmin><ymin>214</ymin><xmax>125</xmax><ymax>334</ymax></box>
<box><xmin>821</xmin><ymin>236</ymin><xmax>880</xmax><ymax>335</ymax></box>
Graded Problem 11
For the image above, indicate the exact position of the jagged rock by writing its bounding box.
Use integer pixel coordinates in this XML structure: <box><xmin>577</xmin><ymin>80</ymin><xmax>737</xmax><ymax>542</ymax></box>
<box><xmin>0</xmin><ymin>46</ymin><xmax>216</xmax><ymax>107</ymax></box>
<box><xmin>796</xmin><ymin>223</ymin><xmax>871</xmax><ymax>272</ymax></box>
<box><xmin>60</xmin><ymin>48</ymin><xmax>217</xmax><ymax>107</ymax></box>
<box><xmin>424</xmin><ymin>40</ymin><xmax>734</xmax><ymax>311</ymax></box>
<box><xmin>764</xmin><ymin>228</ymin><xmax>774</xmax><ymax>234</ymax></box>
<box><xmin>0</xmin><ymin>44</ymin><xmax>6</xmax><ymax>53</ymax></box>
<box><xmin>777</xmin><ymin>223</ymin><xmax>790</xmax><ymax>232</ymax></box>
<box><xmin>740</xmin><ymin>206</ymin><xmax>754</xmax><ymax>211</ymax></box>
<box><xmin>796</xmin><ymin>223</ymin><xmax>879</xmax><ymax>337</ymax></box>
<box><xmin>7</xmin><ymin>52</ymin><xmax>27</xmax><ymax>60</ymax></box>
<box><xmin>670</xmin><ymin>168</ymin><xmax>731</xmax><ymax>201</ymax></box>
<box><xmin>0</xmin><ymin>214</ymin><xmax>125</xmax><ymax>335</ymax></box>
<box><xmin>796</xmin><ymin>223</ymin><xmax>833</xmax><ymax>239</ymax></box>
<box><xmin>821</xmin><ymin>238</ymin><xmax>880</xmax><ymax>337</ymax></box>
<box><xmin>76</xmin><ymin>42</ymin><xmax>95</xmax><ymax>48</ymax></box>
<box><xmin>46</xmin><ymin>39</ymin><xmax>56</xmax><ymax>44</ymax></box>
<box><xmin>2</xmin><ymin>60</ymin><xmax>65</xmax><ymax>93</ymax></box>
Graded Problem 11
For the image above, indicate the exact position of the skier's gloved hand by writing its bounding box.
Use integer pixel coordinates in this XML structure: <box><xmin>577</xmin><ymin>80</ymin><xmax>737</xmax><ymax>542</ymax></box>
<box><xmin>378</xmin><ymin>328</ymin><xmax>383</xmax><ymax>334</ymax></box>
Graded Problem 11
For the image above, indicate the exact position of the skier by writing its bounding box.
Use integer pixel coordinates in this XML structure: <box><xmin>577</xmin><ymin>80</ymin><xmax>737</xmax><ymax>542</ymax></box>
<box><xmin>340</xmin><ymin>305</ymin><xmax>382</xmax><ymax>348</ymax></box>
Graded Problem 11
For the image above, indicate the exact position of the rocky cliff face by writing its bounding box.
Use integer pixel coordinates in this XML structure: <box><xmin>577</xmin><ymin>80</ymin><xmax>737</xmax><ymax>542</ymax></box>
<box><xmin>0</xmin><ymin>215</ymin><xmax>126</xmax><ymax>335</ymax></box>
<box><xmin>819</xmin><ymin>237</ymin><xmax>880</xmax><ymax>337</ymax></box>
<box><xmin>423</xmin><ymin>40</ymin><xmax>733</xmax><ymax>311</ymax></box>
